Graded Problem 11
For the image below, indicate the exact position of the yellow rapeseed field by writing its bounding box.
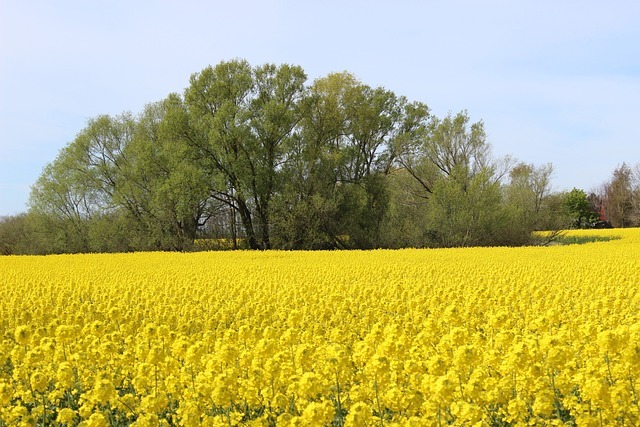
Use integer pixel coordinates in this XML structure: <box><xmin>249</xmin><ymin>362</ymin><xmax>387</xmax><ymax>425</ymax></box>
<box><xmin>1</xmin><ymin>229</ymin><xmax>640</xmax><ymax>426</ymax></box>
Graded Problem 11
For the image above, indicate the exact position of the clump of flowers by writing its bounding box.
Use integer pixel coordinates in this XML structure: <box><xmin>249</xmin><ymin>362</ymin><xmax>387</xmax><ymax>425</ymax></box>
<box><xmin>0</xmin><ymin>228</ymin><xmax>638</xmax><ymax>425</ymax></box>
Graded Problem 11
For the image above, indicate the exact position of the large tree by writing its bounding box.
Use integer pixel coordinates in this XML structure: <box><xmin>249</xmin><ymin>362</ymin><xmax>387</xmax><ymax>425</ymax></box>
<box><xmin>183</xmin><ymin>60</ymin><xmax>306</xmax><ymax>249</ymax></box>
<box><xmin>29</xmin><ymin>140</ymin><xmax>107</xmax><ymax>253</ymax></box>
<box><xmin>272</xmin><ymin>72</ymin><xmax>430</xmax><ymax>249</ymax></box>
<box><xmin>116</xmin><ymin>99</ymin><xmax>216</xmax><ymax>250</ymax></box>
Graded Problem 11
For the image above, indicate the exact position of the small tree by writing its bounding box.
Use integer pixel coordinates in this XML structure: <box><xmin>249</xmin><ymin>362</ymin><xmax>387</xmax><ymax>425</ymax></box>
<box><xmin>564</xmin><ymin>188</ymin><xmax>597</xmax><ymax>228</ymax></box>
<box><xmin>426</xmin><ymin>167</ymin><xmax>503</xmax><ymax>247</ymax></box>
<box><xmin>603</xmin><ymin>163</ymin><xmax>634</xmax><ymax>227</ymax></box>
<box><xmin>502</xmin><ymin>162</ymin><xmax>563</xmax><ymax>231</ymax></box>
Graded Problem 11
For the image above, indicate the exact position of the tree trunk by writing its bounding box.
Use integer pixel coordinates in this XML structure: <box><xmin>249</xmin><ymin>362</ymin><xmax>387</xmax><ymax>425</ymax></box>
<box><xmin>236</xmin><ymin>198</ymin><xmax>259</xmax><ymax>249</ymax></box>
<box><xmin>256</xmin><ymin>199</ymin><xmax>271</xmax><ymax>250</ymax></box>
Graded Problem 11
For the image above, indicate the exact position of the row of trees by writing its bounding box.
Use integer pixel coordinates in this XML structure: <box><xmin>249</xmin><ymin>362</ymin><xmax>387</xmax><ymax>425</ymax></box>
<box><xmin>0</xmin><ymin>60</ymin><xmax>635</xmax><ymax>254</ymax></box>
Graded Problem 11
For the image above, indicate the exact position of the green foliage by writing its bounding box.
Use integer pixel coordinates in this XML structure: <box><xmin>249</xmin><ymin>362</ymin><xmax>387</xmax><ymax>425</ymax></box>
<box><xmin>379</xmin><ymin>169</ymin><xmax>430</xmax><ymax>248</ymax></box>
<box><xmin>426</xmin><ymin>168</ymin><xmax>504</xmax><ymax>247</ymax></box>
<box><xmin>564</xmin><ymin>188</ymin><xmax>598</xmax><ymax>228</ymax></box>
<box><xmin>552</xmin><ymin>233</ymin><xmax>621</xmax><ymax>245</ymax></box>
<box><xmin>182</xmin><ymin>60</ymin><xmax>308</xmax><ymax>249</ymax></box>
<box><xmin>0</xmin><ymin>214</ymin><xmax>30</xmax><ymax>255</ymax></box>
<box><xmin>15</xmin><ymin>59</ymin><xmax>586</xmax><ymax>254</ymax></box>
<box><xmin>270</xmin><ymin>193</ymin><xmax>338</xmax><ymax>250</ymax></box>
<box><xmin>502</xmin><ymin>162</ymin><xmax>568</xmax><ymax>233</ymax></box>
<box><xmin>602</xmin><ymin>163</ymin><xmax>636</xmax><ymax>227</ymax></box>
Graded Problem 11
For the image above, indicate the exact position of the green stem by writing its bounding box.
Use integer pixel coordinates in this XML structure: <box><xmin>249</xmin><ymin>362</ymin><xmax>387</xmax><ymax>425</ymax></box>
<box><xmin>458</xmin><ymin>373</ymin><xmax>465</xmax><ymax>401</ymax></box>
<box><xmin>335</xmin><ymin>370</ymin><xmax>342</xmax><ymax>423</ymax></box>
<box><xmin>374</xmin><ymin>376</ymin><xmax>383</xmax><ymax>427</ymax></box>
<box><xmin>117</xmin><ymin>395</ymin><xmax>138</xmax><ymax>416</ymax></box>
<box><xmin>599</xmin><ymin>409</ymin><xmax>603</xmax><ymax>427</ymax></box>
<box><xmin>630</xmin><ymin>371</ymin><xmax>639</xmax><ymax>406</ymax></box>
<box><xmin>42</xmin><ymin>393</ymin><xmax>46</xmax><ymax>426</ymax></box>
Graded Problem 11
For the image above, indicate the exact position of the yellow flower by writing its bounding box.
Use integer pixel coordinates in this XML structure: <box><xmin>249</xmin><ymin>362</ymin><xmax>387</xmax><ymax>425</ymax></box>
<box><xmin>84</xmin><ymin>412</ymin><xmax>109</xmax><ymax>427</ymax></box>
<box><xmin>296</xmin><ymin>372</ymin><xmax>326</xmax><ymax>401</ymax></box>
<box><xmin>1</xmin><ymin>227</ymin><xmax>640</xmax><ymax>425</ymax></box>
<box><xmin>452</xmin><ymin>344</ymin><xmax>479</xmax><ymax>377</ymax></box>
<box><xmin>344</xmin><ymin>401</ymin><xmax>373</xmax><ymax>426</ymax></box>
<box><xmin>581</xmin><ymin>377</ymin><xmax>611</xmax><ymax>408</ymax></box>
<box><xmin>57</xmin><ymin>408</ymin><xmax>77</xmax><ymax>425</ymax></box>
<box><xmin>176</xmin><ymin>400</ymin><xmax>201</xmax><ymax>427</ymax></box>
<box><xmin>505</xmin><ymin>398</ymin><xmax>528</xmax><ymax>423</ymax></box>
<box><xmin>140</xmin><ymin>392</ymin><xmax>169</xmax><ymax>415</ymax></box>
<box><xmin>531</xmin><ymin>389</ymin><xmax>555</xmax><ymax>416</ymax></box>
<box><xmin>299</xmin><ymin>400</ymin><xmax>334</xmax><ymax>426</ymax></box>
<box><xmin>113</xmin><ymin>393</ymin><xmax>139</xmax><ymax>416</ymax></box>
<box><xmin>294</xmin><ymin>343</ymin><xmax>315</xmax><ymax>371</ymax></box>
<box><xmin>427</xmin><ymin>354</ymin><xmax>448</xmax><ymax>376</ymax></box>
<box><xmin>211</xmin><ymin>372</ymin><xmax>235</xmax><ymax>406</ymax></box>
<box><xmin>55</xmin><ymin>325</ymin><xmax>77</xmax><ymax>344</ymax></box>
<box><xmin>92</xmin><ymin>378</ymin><xmax>117</xmax><ymax>405</ymax></box>
<box><xmin>132</xmin><ymin>413</ymin><xmax>160</xmax><ymax>427</ymax></box>
<box><xmin>597</xmin><ymin>329</ymin><xmax>622</xmax><ymax>354</ymax></box>
<box><xmin>15</xmin><ymin>325</ymin><xmax>32</xmax><ymax>346</ymax></box>
<box><xmin>271</xmin><ymin>392</ymin><xmax>289</xmax><ymax>411</ymax></box>
<box><xmin>0</xmin><ymin>381</ymin><xmax>13</xmax><ymax>406</ymax></box>
<box><xmin>146</xmin><ymin>346</ymin><xmax>165</xmax><ymax>365</ymax></box>
<box><xmin>430</xmin><ymin>372</ymin><xmax>457</xmax><ymax>402</ymax></box>
<box><xmin>29</xmin><ymin>371</ymin><xmax>48</xmax><ymax>393</ymax></box>
<box><xmin>78</xmin><ymin>402</ymin><xmax>94</xmax><ymax>419</ymax></box>
<box><xmin>144</xmin><ymin>323</ymin><xmax>158</xmax><ymax>338</ymax></box>
<box><xmin>276</xmin><ymin>412</ymin><xmax>294</xmax><ymax>426</ymax></box>
<box><xmin>57</xmin><ymin>362</ymin><xmax>76</xmax><ymax>389</ymax></box>
<box><xmin>450</xmin><ymin>400</ymin><xmax>483</xmax><ymax>425</ymax></box>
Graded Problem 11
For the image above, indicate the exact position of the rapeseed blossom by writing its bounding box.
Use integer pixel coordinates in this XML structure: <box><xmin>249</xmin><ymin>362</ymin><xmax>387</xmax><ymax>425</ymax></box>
<box><xmin>0</xmin><ymin>228</ymin><xmax>639</xmax><ymax>425</ymax></box>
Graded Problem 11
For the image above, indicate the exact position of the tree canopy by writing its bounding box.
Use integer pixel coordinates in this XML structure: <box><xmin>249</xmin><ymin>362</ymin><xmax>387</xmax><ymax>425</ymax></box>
<box><xmin>5</xmin><ymin>59</ymin><xmax>620</xmax><ymax>254</ymax></box>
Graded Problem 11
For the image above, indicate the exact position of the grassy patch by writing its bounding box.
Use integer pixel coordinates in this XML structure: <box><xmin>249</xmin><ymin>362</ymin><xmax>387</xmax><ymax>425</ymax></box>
<box><xmin>552</xmin><ymin>234</ymin><xmax>622</xmax><ymax>245</ymax></box>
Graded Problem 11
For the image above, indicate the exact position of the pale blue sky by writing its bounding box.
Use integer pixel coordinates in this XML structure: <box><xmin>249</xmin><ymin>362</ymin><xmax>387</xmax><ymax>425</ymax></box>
<box><xmin>1</xmin><ymin>0</ymin><xmax>639</xmax><ymax>216</ymax></box>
